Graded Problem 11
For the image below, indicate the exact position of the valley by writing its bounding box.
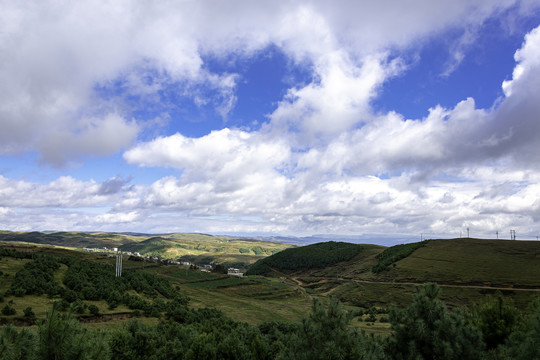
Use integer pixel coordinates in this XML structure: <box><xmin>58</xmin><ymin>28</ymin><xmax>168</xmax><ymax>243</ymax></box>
<box><xmin>1</xmin><ymin>233</ymin><xmax>539</xmax><ymax>329</ymax></box>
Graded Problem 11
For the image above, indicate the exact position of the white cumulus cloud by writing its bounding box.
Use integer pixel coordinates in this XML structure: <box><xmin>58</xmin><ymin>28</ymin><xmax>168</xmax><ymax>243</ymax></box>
<box><xmin>2</xmin><ymin>0</ymin><xmax>540</xmax><ymax>238</ymax></box>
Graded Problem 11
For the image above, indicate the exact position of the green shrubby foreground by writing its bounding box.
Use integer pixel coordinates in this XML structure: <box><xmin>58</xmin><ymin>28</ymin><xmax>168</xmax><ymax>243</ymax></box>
<box><xmin>2</xmin><ymin>248</ymin><xmax>183</xmax><ymax>318</ymax></box>
<box><xmin>1</xmin><ymin>284</ymin><xmax>540</xmax><ymax>360</ymax></box>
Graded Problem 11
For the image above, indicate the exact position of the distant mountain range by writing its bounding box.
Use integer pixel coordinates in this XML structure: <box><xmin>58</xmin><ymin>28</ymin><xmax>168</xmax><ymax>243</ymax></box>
<box><xmin>239</xmin><ymin>234</ymin><xmax>420</xmax><ymax>246</ymax></box>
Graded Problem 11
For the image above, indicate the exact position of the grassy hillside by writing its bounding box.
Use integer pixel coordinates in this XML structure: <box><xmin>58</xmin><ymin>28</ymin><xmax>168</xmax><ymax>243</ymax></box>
<box><xmin>254</xmin><ymin>238</ymin><xmax>540</xmax><ymax>310</ymax></box>
<box><xmin>0</xmin><ymin>231</ymin><xmax>294</xmax><ymax>268</ymax></box>
<box><xmin>280</xmin><ymin>238</ymin><xmax>540</xmax><ymax>288</ymax></box>
<box><xmin>371</xmin><ymin>241</ymin><xmax>428</xmax><ymax>273</ymax></box>
<box><xmin>118</xmin><ymin>233</ymin><xmax>292</xmax><ymax>267</ymax></box>
<box><xmin>371</xmin><ymin>238</ymin><xmax>540</xmax><ymax>287</ymax></box>
<box><xmin>2</xmin><ymin>237</ymin><xmax>539</xmax><ymax>329</ymax></box>
<box><xmin>0</xmin><ymin>245</ymin><xmax>310</xmax><ymax>326</ymax></box>
<box><xmin>0</xmin><ymin>231</ymin><xmax>139</xmax><ymax>248</ymax></box>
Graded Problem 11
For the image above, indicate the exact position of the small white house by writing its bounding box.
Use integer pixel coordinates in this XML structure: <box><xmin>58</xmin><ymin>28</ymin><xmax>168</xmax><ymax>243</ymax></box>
<box><xmin>227</xmin><ymin>268</ymin><xmax>244</xmax><ymax>277</ymax></box>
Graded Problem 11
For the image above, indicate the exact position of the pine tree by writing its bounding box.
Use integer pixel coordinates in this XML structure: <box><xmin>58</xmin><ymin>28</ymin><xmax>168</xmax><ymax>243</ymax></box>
<box><xmin>505</xmin><ymin>298</ymin><xmax>540</xmax><ymax>360</ymax></box>
<box><xmin>387</xmin><ymin>283</ymin><xmax>484</xmax><ymax>360</ymax></box>
<box><xmin>37</xmin><ymin>306</ymin><xmax>110</xmax><ymax>360</ymax></box>
<box><xmin>279</xmin><ymin>297</ymin><xmax>385</xmax><ymax>360</ymax></box>
<box><xmin>473</xmin><ymin>295</ymin><xmax>520</xmax><ymax>350</ymax></box>
<box><xmin>0</xmin><ymin>325</ymin><xmax>35</xmax><ymax>360</ymax></box>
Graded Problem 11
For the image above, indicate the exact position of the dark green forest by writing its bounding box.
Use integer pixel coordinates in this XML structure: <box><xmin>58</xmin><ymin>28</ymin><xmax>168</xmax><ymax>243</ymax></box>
<box><xmin>246</xmin><ymin>241</ymin><xmax>364</xmax><ymax>275</ymax></box>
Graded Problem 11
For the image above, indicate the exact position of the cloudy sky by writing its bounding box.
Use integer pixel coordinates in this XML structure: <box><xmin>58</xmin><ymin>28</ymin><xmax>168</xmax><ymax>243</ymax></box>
<box><xmin>1</xmin><ymin>0</ymin><xmax>540</xmax><ymax>241</ymax></box>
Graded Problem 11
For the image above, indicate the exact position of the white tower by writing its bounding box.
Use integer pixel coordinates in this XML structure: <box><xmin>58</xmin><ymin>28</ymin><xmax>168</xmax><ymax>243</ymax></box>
<box><xmin>115</xmin><ymin>251</ymin><xmax>122</xmax><ymax>277</ymax></box>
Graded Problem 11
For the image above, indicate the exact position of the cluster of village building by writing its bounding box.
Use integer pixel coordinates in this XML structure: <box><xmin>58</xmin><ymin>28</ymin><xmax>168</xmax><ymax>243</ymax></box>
<box><xmin>83</xmin><ymin>247</ymin><xmax>244</xmax><ymax>277</ymax></box>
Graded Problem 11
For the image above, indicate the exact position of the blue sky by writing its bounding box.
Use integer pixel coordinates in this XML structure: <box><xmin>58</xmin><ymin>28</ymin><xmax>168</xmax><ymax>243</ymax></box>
<box><xmin>1</xmin><ymin>0</ymin><xmax>540</xmax><ymax>242</ymax></box>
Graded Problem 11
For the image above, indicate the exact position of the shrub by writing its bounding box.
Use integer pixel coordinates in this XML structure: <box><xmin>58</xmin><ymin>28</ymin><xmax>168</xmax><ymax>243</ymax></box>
<box><xmin>88</xmin><ymin>304</ymin><xmax>100</xmax><ymax>316</ymax></box>
<box><xmin>212</xmin><ymin>264</ymin><xmax>227</xmax><ymax>274</ymax></box>
<box><xmin>8</xmin><ymin>255</ymin><xmax>61</xmax><ymax>296</ymax></box>
<box><xmin>71</xmin><ymin>299</ymin><xmax>87</xmax><ymax>314</ymax></box>
<box><xmin>53</xmin><ymin>299</ymin><xmax>70</xmax><ymax>311</ymax></box>
<box><xmin>251</xmin><ymin>246</ymin><xmax>265</xmax><ymax>255</ymax></box>
<box><xmin>473</xmin><ymin>296</ymin><xmax>520</xmax><ymax>349</ymax></box>
<box><xmin>2</xmin><ymin>304</ymin><xmax>16</xmax><ymax>316</ymax></box>
<box><xmin>12</xmin><ymin>287</ymin><xmax>26</xmax><ymax>297</ymax></box>
<box><xmin>23</xmin><ymin>306</ymin><xmax>35</xmax><ymax>318</ymax></box>
<box><xmin>366</xmin><ymin>314</ymin><xmax>377</xmax><ymax>322</ymax></box>
<box><xmin>387</xmin><ymin>283</ymin><xmax>484</xmax><ymax>360</ymax></box>
<box><xmin>108</xmin><ymin>300</ymin><xmax>118</xmax><ymax>310</ymax></box>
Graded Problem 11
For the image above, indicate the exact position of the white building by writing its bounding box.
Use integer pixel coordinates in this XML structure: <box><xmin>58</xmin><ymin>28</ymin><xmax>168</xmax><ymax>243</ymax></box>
<box><xmin>227</xmin><ymin>268</ymin><xmax>244</xmax><ymax>277</ymax></box>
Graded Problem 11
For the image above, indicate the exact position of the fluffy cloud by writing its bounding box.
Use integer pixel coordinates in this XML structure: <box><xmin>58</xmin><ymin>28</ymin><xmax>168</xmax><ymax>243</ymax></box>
<box><xmin>1</xmin><ymin>0</ymin><xmax>530</xmax><ymax>164</ymax></box>
<box><xmin>123</xmin><ymin>129</ymin><xmax>291</xmax><ymax>215</ymax></box>
<box><xmin>114</xmin><ymin>22</ymin><xmax>540</xmax><ymax>237</ymax></box>
<box><xmin>124</xmin><ymin>128</ymin><xmax>289</xmax><ymax>180</ymax></box>
<box><xmin>0</xmin><ymin>175</ymin><xmax>132</xmax><ymax>208</ymax></box>
<box><xmin>1</xmin><ymin>166</ymin><xmax>539</xmax><ymax>237</ymax></box>
<box><xmin>494</xmin><ymin>25</ymin><xmax>540</xmax><ymax>165</ymax></box>
<box><xmin>268</xmin><ymin>52</ymin><xmax>400</xmax><ymax>141</ymax></box>
<box><xmin>2</xmin><ymin>1</ymin><xmax>540</xmax><ymax>238</ymax></box>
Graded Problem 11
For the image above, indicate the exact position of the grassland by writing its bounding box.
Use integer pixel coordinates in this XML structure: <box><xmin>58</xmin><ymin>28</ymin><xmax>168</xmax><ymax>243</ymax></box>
<box><xmin>248</xmin><ymin>238</ymin><xmax>540</xmax><ymax>312</ymax></box>
<box><xmin>119</xmin><ymin>233</ymin><xmax>291</xmax><ymax>265</ymax></box>
<box><xmin>0</xmin><ymin>231</ymin><xmax>139</xmax><ymax>249</ymax></box>
<box><xmin>0</xmin><ymin>244</ymin><xmax>311</xmax><ymax>328</ymax></box>
<box><xmin>1</xmin><ymin>237</ymin><xmax>539</xmax><ymax>335</ymax></box>
<box><xmin>148</xmin><ymin>264</ymin><xmax>311</xmax><ymax>324</ymax></box>
<box><xmin>371</xmin><ymin>238</ymin><xmax>540</xmax><ymax>286</ymax></box>
<box><xmin>0</xmin><ymin>230</ymin><xmax>293</xmax><ymax>268</ymax></box>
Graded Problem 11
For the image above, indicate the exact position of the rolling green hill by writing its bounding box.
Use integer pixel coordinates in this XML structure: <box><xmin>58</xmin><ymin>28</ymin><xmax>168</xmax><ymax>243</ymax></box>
<box><xmin>256</xmin><ymin>238</ymin><xmax>540</xmax><ymax>287</ymax></box>
<box><xmin>0</xmin><ymin>231</ymin><xmax>294</xmax><ymax>268</ymax></box>
<box><xmin>246</xmin><ymin>241</ymin><xmax>378</xmax><ymax>276</ymax></box>
<box><xmin>2</xmin><ymin>243</ymin><xmax>539</xmax><ymax>360</ymax></box>
<box><xmin>248</xmin><ymin>238</ymin><xmax>540</xmax><ymax>309</ymax></box>
<box><xmin>0</xmin><ymin>231</ymin><xmax>139</xmax><ymax>248</ymax></box>
<box><xmin>0</xmin><ymin>244</ymin><xmax>309</xmax><ymax>327</ymax></box>
<box><xmin>371</xmin><ymin>238</ymin><xmax>540</xmax><ymax>287</ymax></box>
<box><xmin>1</xmin><ymin>236</ymin><xmax>539</xmax><ymax>327</ymax></box>
<box><xmin>117</xmin><ymin>233</ymin><xmax>293</xmax><ymax>266</ymax></box>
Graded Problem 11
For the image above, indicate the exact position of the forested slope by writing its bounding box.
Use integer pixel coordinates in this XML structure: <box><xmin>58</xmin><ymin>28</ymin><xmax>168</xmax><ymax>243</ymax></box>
<box><xmin>246</xmin><ymin>241</ymin><xmax>366</xmax><ymax>276</ymax></box>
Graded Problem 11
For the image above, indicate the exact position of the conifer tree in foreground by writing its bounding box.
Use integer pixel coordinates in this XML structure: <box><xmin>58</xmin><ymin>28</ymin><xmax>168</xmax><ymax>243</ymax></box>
<box><xmin>387</xmin><ymin>283</ymin><xmax>484</xmax><ymax>360</ymax></box>
<box><xmin>279</xmin><ymin>297</ymin><xmax>385</xmax><ymax>360</ymax></box>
